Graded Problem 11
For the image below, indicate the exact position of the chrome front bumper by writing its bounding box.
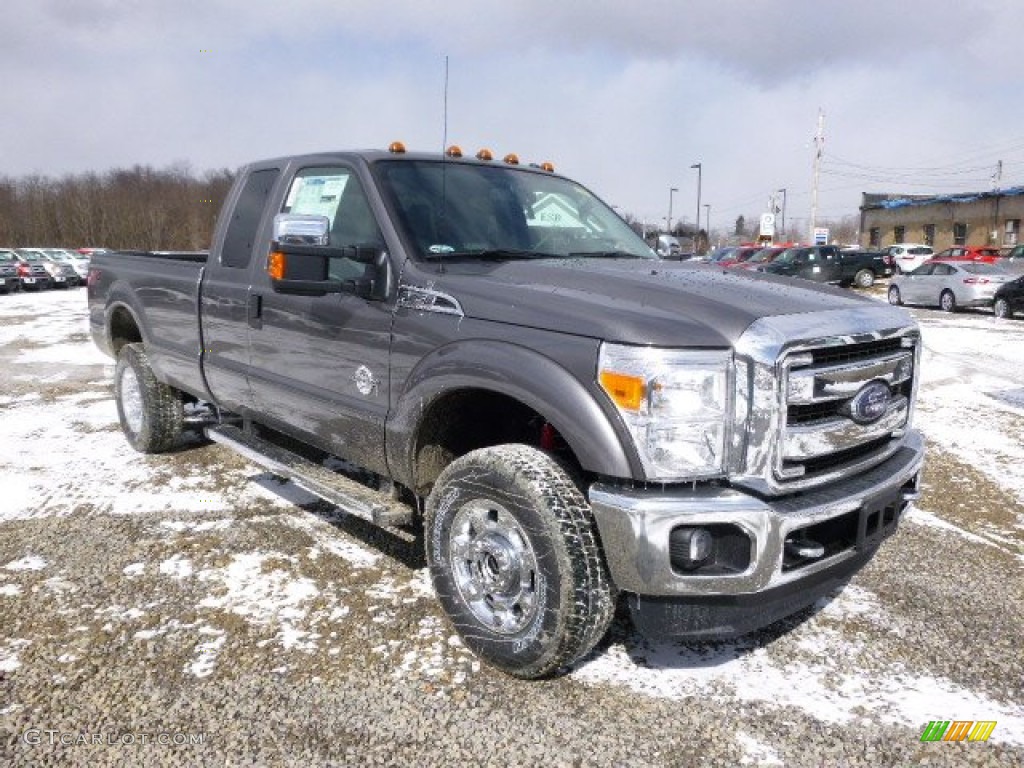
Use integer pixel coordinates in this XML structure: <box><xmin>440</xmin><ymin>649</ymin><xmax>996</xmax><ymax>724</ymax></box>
<box><xmin>589</xmin><ymin>429</ymin><xmax>924</xmax><ymax>598</ymax></box>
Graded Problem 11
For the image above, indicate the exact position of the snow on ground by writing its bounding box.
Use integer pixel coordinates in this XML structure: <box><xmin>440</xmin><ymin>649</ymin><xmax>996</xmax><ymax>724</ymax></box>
<box><xmin>3</xmin><ymin>288</ymin><xmax>1023</xmax><ymax>753</ymax></box>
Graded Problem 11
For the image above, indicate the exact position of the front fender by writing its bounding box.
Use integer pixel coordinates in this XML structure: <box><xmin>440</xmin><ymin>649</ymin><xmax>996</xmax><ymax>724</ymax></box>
<box><xmin>385</xmin><ymin>339</ymin><xmax>638</xmax><ymax>488</ymax></box>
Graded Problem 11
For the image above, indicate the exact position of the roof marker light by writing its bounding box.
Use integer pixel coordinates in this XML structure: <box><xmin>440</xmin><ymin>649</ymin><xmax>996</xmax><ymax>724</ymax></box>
<box><xmin>540</xmin><ymin>161</ymin><xmax>555</xmax><ymax>173</ymax></box>
<box><xmin>503</xmin><ymin>153</ymin><xmax>520</xmax><ymax>165</ymax></box>
<box><xmin>388</xmin><ymin>141</ymin><xmax>407</xmax><ymax>154</ymax></box>
<box><xmin>476</xmin><ymin>148</ymin><xmax>493</xmax><ymax>161</ymax></box>
<box><xmin>446</xmin><ymin>145</ymin><xmax>463</xmax><ymax>158</ymax></box>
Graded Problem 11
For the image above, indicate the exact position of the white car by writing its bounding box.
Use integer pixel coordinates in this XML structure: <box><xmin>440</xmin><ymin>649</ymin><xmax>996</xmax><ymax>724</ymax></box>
<box><xmin>888</xmin><ymin>260</ymin><xmax>1013</xmax><ymax>312</ymax></box>
<box><xmin>887</xmin><ymin>243</ymin><xmax>933</xmax><ymax>274</ymax></box>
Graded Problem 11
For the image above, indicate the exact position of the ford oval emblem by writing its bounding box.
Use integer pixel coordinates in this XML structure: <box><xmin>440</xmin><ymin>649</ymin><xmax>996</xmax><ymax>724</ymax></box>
<box><xmin>849</xmin><ymin>380</ymin><xmax>890</xmax><ymax>424</ymax></box>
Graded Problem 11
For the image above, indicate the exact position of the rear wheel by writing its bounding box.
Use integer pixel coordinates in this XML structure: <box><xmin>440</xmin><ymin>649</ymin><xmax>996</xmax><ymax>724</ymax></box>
<box><xmin>854</xmin><ymin>269</ymin><xmax>875</xmax><ymax>288</ymax></box>
<box><xmin>114</xmin><ymin>343</ymin><xmax>184</xmax><ymax>453</ymax></box>
<box><xmin>994</xmin><ymin>297</ymin><xmax>1012</xmax><ymax>319</ymax></box>
<box><xmin>887</xmin><ymin>286</ymin><xmax>902</xmax><ymax>305</ymax></box>
<box><xmin>940</xmin><ymin>290</ymin><xmax>957</xmax><ymax>312</ymax></box>
<box><xmin>425</xmin><ymin>444</ymin><xmax>615</xmax><ymax>679</ymax></box>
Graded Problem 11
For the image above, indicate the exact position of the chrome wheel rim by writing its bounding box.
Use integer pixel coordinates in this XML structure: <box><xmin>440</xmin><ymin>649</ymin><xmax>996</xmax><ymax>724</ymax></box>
<box><xmin>120</xmin><ymin>365</ymin><xmax>144</xmax><ymax>435</ymax></box>
<box><xmin>888</xmin><ymin>287</ymin><xmax>899</xmax><ymax>304</ymax></box>
<box><xmin>449</xmin><ymin>499</ymin><xmax>540</xmax><ymax>635</ymax></box>
<box><xmin>994</xmin><ymin>299</ymin><xmax>1007</xmax><ymax>318</ymax></box>
<box><xmin>941</xmin><ymin>292</ymin><xmax>954</xmax><ymax>311</ymax></box>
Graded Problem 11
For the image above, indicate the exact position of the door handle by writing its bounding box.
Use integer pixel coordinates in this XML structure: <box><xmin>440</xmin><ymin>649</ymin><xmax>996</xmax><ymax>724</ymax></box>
<box><xmin>248</xmin><ymin>294</ymin><xmax>263</xmax><ymax>329</ymax></box>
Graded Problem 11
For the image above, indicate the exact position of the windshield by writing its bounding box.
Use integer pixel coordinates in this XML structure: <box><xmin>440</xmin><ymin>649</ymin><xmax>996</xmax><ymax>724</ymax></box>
<box><xmin>18</xmin><ymin>251</ymin><xmax>45</xmax><ymax>261</ymax></box>
<box><xmin>375</xmin><ymin>160</ymin><xmax>655</xmax><ymax>261</ymax></box>
<box><xmin>44</xmin><ymin>250</ymin><xmax>70</xmax><ymax>261</ymax></box>
<box><xmin>772</xmin><ymin>247</ymin><xmax>802</xmax><ymax>264</ymax></box>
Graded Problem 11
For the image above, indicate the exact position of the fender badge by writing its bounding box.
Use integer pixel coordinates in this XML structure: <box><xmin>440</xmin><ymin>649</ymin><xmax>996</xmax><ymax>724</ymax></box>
<box><xmin>353</xmin><ymin>365</ymin><xmax>378</xmax><ymax>396</ymax></box>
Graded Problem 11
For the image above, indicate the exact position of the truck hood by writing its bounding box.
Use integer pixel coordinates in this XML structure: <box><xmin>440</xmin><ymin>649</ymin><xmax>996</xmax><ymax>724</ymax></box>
<box><xmin>422</xmin><ymin>259</ymin><xmax>883</xmax><ymax>347</ymax></box>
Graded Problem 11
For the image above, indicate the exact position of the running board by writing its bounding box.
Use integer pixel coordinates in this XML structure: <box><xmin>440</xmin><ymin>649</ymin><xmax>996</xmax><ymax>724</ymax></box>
<box><xmin>205</xmin><ymin>424</ymin><xmax>414</xmax><ymax>527</ymax></box>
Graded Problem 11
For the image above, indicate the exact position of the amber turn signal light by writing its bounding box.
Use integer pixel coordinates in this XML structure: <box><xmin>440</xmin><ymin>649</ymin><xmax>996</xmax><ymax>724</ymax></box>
<box><xmin>267</xmin><ymin>251</ymin><xmax>286</xmax><ymax>280</ymax></box>
<box><xmin>599</xmin><ymin>371</ymin><xmax>645</xmax><ymax>411</ymax></box>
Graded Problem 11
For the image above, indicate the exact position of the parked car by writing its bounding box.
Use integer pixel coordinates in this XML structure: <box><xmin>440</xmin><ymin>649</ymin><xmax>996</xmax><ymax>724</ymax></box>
<box><xmin>702</xmin><ymin>245</ymin><xmax>738</xmax><ymax>264</ymax></box>
<box><xmin>16</xmin><ymin>248</ymin><xmax>78</xmax><ymax>287</ymax></box>
<box><xmin>0</xmin><ymin>249</ymin><xmax>23</xmax><ymax>294</ymax></box>
<box><xmin>76</xmin><ymin>247</ymin><xmax>109</xmax><ymax>256</ymax></box>
<box><xmin>995</xmin><ymin>244</ymin><xmax>1024</xmax><ymax>274</ymax></box>
<box><xmin>887</xmin><ymin>243</ymin><xmax>934</xmax><ymax>274</ymax></box>
<box><xmin>931</xmin><ymin>246</ymin><xmax>1001</xmax><ymax>264</ymax></box>
<box><xmin>710</xmin><ymin>245</ymin><xmax>763</xmax><ymax>267</ymax></box>
<box><xmin>993</xmin><ymin>274</ymin><xmax>1024</xmax><ymax>319</ymax></box>
<box><xmin>734</xmin><ymin>246</ymin><xmax>786</xmax><ymax>270</ymax></box>
<box><xmin>888</xmin><ymin>260</ymin><xmax>1013</xmax><ymax>312</ymax></box>
<box><xmin>8</xmin><ymin>249</ymin><xmax>54</xmax><ymax>290</ymax></box>
<box><xmin>43</xmin><ymin>248</ymin><xmax>90</xmax><ymax>283</ymax></box>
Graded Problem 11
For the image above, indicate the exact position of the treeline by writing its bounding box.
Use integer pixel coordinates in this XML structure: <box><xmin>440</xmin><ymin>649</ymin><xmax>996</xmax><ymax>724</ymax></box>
<box><xmin>0</xmin><ymin>164</ymin><xmax>235</xmax><ymax>251</ymax></box>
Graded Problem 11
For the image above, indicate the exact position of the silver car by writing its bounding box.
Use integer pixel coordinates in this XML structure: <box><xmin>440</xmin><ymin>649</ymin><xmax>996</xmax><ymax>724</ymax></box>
<box><xmin>888</xmin><ymin>260</ymin><xmax>1013</xmax><ymax>312</ymax></box>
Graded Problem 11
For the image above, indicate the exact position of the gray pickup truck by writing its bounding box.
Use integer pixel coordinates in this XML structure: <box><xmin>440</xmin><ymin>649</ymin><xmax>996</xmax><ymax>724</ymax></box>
<box><xmin>88</xmin><ymin>145</ymin><xmax>925</xmax><ymax>678</ymax></box>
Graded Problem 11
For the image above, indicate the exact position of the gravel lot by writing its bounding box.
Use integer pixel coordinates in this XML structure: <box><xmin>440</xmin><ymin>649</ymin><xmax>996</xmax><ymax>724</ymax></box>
<box><xmin>1</xmin><ymin>286</ymin><xmax>1022</xmax><ymax>767</ymax></box>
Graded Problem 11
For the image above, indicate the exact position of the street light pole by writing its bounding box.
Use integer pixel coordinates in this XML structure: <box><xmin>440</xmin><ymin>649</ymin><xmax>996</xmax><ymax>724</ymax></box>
<box><xmin>690</xmin><ymin>163</ymin><xmax>702</xmax><ymax>253</ymax></box>
<box><xmin>778</xmin><ymin>188</ymin><xmax>787</xmax><ymax>240</ymax></box>
<box><xmin>704</xmin><ymin>204</ymin><xmax>710</xmax><ymax>244</ymax></box>
<box><xmin>667</xmin><ymin>187</ymin><xmax>678</xmax><ymax>235</ymax></box>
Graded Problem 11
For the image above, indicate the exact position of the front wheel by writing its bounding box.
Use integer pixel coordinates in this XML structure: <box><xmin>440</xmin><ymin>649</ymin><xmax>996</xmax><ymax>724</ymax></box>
<box><xmin>854</xmin><ymin>269</ymin><xmax>875</xmax><ymax>288</ymax></box>
<box><xmin>940</xmin><ymin>290</ymin><xmax>957</xmax><ymax>313</ymax></box>
<box><xmin>994</xmin><ymin>297</ymin><xmax>1012</xmax><ymax>319</ymax></box>
<box><xmin>114</xmin><ymin>343</ymin><xmax>185</xmax><ymax>453</ymax></box>
<box><xmin>425</xmin><ymin>444</ymin><xmax>615</xmax><ymax>679</ymax></box>
<box><xmin>888</xmin><ymin>285</ymin><xmax>902</xmax><ymax>305</ymax></box>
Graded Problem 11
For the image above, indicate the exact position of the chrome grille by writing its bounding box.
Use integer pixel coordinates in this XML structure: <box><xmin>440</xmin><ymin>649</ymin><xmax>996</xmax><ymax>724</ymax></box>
<box><xmin>729</xmin><ymin>306</ymin><xmax>922</xmax><ymax>497</ymax></box>
<box><xmin>778</xmin><ymin>341</ymin><xmax>915</xmax><ymax>481</ymax></box>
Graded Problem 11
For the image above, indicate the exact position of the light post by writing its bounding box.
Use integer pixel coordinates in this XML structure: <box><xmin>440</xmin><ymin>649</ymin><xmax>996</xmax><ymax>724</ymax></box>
<box><xmin>667</xmin><ymin>187</ymin><xmax>678</xmax><ymax>235</ymax></box>
<box><xmin>704</xmin><ymin>204</ymin><xmax>711</xmax><ymax>243</ymax></box>
<box><xmin>690</xmin><ymin>163</ymin><xmax>702</xmax><ymax>253</ymax></box>
<box><xmin>777</xmin><ymin>188</ymin><xmax>787</xmax><ymax>240</ymax></box>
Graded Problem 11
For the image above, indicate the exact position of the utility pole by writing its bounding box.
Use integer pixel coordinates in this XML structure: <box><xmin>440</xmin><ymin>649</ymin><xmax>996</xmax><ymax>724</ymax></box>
<box><xmin>667</xmin><ymin>187</ymin><xmax>678</xmax><ymax>235</ymax></box>
<box><xmin>691</xmin><ymin>163</ymin><xmax>702</xmax><ymax>251</ymax></box>
<box><xmin>810</xmin><ymin>109</ymin><xmax>824</xmax><ymax>242</ymax></box>
<box><xmin>778</xmin><ymin>188</ymin><xmax>787</xmax><ymax>240</ymax></box>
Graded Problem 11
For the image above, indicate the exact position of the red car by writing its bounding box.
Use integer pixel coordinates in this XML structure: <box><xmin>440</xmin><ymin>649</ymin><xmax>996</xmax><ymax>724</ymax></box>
<box><xmin>932</xmin><ymin>246</ymin><xmax>1001</xmax><ymax>264</ymax></box>
<box><xmin>734</xmin><ymin>246</ymin><xmax>788</xmax><ymax>269</ymax></box>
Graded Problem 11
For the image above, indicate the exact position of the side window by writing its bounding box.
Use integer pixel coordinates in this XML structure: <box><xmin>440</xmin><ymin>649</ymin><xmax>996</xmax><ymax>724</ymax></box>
<box><xmin>934</xmin><ymin>264</ymin><xmax>954</xmax><ymax>276</ymax></box>
<box><xmin>282</xmin><ymin>167</ymin><xmax>384</xmax><ymax>283</ymax></box>
<box><xmin>222</xmin><ymin>168</ymin><xmax>280</xmax><ymax>268</ymax></box>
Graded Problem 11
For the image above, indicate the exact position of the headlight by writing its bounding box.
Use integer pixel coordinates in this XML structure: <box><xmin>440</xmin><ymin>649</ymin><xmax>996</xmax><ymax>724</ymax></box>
<box><xmin>598</xmin><ymin>343</ymin><xmax>732</xmax><ymax>481</ymax></box>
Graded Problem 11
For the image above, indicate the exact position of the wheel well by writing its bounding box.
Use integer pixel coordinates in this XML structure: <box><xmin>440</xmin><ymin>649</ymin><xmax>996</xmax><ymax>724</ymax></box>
<box><xmin>412</xmin><ymin>389</ymin><xmax>582</xmax><ymax>496</ymax></box>
<box><xmin>109</xmin><ymin>305</ymin><xmax>142</xmax><ymax>355</ymax></box>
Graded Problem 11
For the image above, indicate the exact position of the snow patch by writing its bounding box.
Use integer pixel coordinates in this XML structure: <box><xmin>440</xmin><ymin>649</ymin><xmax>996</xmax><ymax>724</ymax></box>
<box><xmin>4</xmin><ymin>555</ymin><xmax>47</xmax><ymax>571</ymax></box>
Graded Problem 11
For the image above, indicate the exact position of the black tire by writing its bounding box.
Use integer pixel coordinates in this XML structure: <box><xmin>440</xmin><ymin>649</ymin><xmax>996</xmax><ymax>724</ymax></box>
<box><xmin>940</xmin><ymin>290</ymin><xmax>957</xmax><ymax>313</ymax></box>
<box><xmin>114</xmin><ymin>343</ymin><xmax>184</xmax><ymax>453</ymax></box>
<box><xmin>425</xmin><ymin>444</ymin><xmax>615</xmax><ymax>679</ymax></box>
<box><xmin>888</xmin><ymin>286</ymin><xmax>902</xmax><ymax>305</ymax></box>
<box><xmin>854</xmin><ymin>269</ymin><xmax>875</xmax><ymax>288</ymax></box>
<box><xmin>993</xmin><ymin>298</ymin><xmax>1012</xmax><ymax>319</ymax></box>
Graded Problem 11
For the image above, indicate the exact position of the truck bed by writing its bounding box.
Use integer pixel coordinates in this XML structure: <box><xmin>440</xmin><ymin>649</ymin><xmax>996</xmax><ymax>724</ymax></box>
<box><xmin>88</xmin><ymin>249</ymin><xmax>209</xmax><ymax>399</ymax></box>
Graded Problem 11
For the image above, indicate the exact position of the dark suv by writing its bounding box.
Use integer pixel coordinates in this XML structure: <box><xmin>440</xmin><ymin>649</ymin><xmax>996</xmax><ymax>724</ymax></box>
<box><xmin>0</xmin><ymin>249</ymin><xmax>22</xmax><ymax>294</ymax></box>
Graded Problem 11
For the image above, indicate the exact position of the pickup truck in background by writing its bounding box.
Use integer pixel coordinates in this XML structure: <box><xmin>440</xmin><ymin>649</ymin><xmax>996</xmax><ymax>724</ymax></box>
<box><xmin>88</xmin><ymin>144</ymin><xmax>925</xmax><ymax>678</ymax></box>
<box><xmin>756</xmin><ymin>245</ymin><xmax>893</xmax><ymax>287</ymax></box>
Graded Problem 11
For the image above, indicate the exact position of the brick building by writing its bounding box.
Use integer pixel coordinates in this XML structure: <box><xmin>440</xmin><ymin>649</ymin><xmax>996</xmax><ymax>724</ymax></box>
<box><xmin>859</xmin><ymin>187</ymin><xmax>1024</xmax><ymax>250</ymax></box>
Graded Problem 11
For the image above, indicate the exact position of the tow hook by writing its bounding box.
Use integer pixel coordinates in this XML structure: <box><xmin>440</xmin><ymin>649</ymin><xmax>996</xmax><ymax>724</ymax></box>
<box><xmin>784</xmin><ymin>537</ymin><xmax>826</xmax><ymax>559</ymax></box>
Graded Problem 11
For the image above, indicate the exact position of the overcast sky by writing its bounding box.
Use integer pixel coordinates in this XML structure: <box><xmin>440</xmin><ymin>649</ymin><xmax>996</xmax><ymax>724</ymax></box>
<box><xmin>6</xmin><ymin>0</ymin><xmax>1024</xmax><ymax>237</ymax></box>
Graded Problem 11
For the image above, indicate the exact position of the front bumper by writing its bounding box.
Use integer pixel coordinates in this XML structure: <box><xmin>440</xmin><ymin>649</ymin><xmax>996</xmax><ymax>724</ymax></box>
<box><xmin>589</xmin><ymin>430</ymin><xmax>924</xmax><ymax>636</ymax></box>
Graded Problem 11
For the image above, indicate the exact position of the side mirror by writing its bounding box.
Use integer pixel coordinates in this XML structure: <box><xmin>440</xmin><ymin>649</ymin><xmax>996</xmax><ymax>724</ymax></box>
<box><xmin>268</xmin><ymin>215</ymin><xmax>385</xmax><ymax>298</ymax></box>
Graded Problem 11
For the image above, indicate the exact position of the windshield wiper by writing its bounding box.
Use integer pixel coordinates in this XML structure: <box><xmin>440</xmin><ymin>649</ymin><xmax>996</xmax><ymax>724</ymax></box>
<box><xmin>567</xmin><ymin>250</ymin><xmax>647</xmax><ymax>259</ymax></box>
<box><xmin>421</xmin><ymin>248</ymin><xmax>556</xmax><ymax>261</ymax></box>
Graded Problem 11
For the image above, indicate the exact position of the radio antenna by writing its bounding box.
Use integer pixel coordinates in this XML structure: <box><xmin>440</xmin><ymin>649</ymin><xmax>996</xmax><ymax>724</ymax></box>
<box><xmin>439</xmin><ymin>55</ymin><xmax>450</xmax><ymax>272</ymax></box>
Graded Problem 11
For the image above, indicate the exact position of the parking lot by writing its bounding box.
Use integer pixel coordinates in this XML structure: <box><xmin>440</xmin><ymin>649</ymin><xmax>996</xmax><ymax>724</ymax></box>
<box><xmin>1</xmin><ymin>286</ymin><xmax>1022</xmax><ymax>767</ymax></box>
